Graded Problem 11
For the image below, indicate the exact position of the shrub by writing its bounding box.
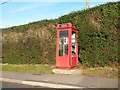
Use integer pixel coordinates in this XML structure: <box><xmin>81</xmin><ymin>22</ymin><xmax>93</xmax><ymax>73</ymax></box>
<box><xmin>2</xmin><ymin>2</ymin><xmax>119</xmax><ymax>67</ymax></box>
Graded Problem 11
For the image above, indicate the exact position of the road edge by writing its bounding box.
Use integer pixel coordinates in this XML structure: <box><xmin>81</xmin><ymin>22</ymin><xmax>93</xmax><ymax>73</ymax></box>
<box><xmin>0</xmin><ymin>78</ymin><xmax>85</xmax><ymax>88</ymax></box>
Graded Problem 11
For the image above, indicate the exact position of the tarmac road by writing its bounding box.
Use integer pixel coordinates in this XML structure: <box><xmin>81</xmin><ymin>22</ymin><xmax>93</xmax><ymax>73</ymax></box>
<box><xmin>1</xmin><ymin>81</ymin><xmax>44</xmax><ymax>88</ymax></box>
<box><xmin>2</xmin><ymin>71</ymin><xmax>119</xmax><ymax>88</ymax></box>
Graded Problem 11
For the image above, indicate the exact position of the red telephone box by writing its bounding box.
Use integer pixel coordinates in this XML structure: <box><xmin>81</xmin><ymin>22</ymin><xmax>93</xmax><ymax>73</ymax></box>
<box><xmin>56</xmin><ymin>23</ymin><xmax>78</xmax><ymax>69</ymax></box>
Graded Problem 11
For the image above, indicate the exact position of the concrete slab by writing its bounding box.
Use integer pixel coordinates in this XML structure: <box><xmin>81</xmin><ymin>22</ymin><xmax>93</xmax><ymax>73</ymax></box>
<box><xmin>52</xmin><ymin>69</ymin><xmax>82</xmax><ymax>75</ymax></box>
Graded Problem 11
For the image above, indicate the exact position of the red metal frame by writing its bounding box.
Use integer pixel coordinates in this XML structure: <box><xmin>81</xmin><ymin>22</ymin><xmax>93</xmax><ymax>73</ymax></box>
<box><xmin>56</xmin><ymin>23</ymin><xmax>78</xmax><ymax>69</ymax></box>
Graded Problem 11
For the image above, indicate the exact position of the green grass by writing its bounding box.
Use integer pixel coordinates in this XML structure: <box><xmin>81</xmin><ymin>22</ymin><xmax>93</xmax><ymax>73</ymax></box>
<box><xmin>82</xmin><ymin>66</ymin><xmax>118</xmax><ymax>78</ymax></box>
<box><xmin>2</xmin><ymin>64</ymin><xmax>119</xmax><ymax>78</ymax></box>
<box><xmin>2</xmin><ymin>64</ymin><xmax>54</xmax><ymax>74</ymax></box>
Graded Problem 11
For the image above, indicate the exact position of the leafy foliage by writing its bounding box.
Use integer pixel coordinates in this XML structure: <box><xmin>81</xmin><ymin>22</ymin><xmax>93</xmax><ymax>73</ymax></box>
<box><xmin>2</xmin><ymin>2</ymin><xmax>119</xmax><ymax>67</ymax></box>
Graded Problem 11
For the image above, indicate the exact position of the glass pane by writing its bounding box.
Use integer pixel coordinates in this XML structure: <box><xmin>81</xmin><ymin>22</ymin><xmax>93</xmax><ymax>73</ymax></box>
<box><xmin>72</xmin><ymin>31</ymin><xmax>76</xmax><ymax>54</ymax></box>
<box><xmin>59</xmin><ymin>30</ymin><xmax>68</xmax><ymax>56</ymax></box>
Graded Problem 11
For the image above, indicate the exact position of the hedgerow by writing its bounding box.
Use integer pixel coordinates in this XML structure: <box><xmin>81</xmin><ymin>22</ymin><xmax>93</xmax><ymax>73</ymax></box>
<box><xmin>2</xmin><ymin>2</ymin><xmax>119</xmax><ymax>67</ymax></box>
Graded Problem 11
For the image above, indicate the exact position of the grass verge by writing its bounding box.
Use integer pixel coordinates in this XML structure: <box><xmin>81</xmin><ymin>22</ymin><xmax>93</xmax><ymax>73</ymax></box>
<box><xmin>2</xmin><ymin>64</ymin><xmax>54</xmax><ymax>74</ymax></box>
<box><xmin>2</xmin><ymin>64</ymin><xmax>119</xmax><ymax>78</ymax></box>
<box><xmin>81</xmin><ymin>66</ymin><xmax>119</xmax><ymax>78</ymax></box>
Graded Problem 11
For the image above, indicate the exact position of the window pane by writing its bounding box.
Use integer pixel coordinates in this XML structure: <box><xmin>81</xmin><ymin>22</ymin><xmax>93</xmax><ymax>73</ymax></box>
<box><xmin>59</xmin><ymin>30</ymin><xmax>68</xmax><ymax>56</ymax></box>
<box><xmin>72</xmin><ymin>31</ymin><xmax>76</xmax><ymax>54</ymax></box>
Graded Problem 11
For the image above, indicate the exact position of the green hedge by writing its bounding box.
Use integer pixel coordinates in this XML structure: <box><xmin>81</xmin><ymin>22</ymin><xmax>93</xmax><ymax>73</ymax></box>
<box><xmin>58</xmin><ymin>2</ymin><xmax>119</xmax><ymax>67</ymax></box>
<box><xmin>2</xmin><ymin>19</ymin><xmax>57</xmax><ymax>64</ymax></box>
<box><xmin>2</xmin><ymin>2</ymin><xmax>119</xmax><ymax>67</ymax></box>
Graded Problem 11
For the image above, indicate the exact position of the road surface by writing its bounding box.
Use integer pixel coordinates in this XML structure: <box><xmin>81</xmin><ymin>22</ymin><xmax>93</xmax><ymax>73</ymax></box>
<box><xmin>1</xmin><ymin>81</ymin><xmax>44</xmax><ymax>88</ymax></box>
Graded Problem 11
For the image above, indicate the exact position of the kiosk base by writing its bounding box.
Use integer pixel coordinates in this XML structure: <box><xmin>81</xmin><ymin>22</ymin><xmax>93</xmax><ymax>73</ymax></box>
<box><xmin>52</xmin><ymin>69</ymin><xmax>82</xmax><ymax>75</ymax></box>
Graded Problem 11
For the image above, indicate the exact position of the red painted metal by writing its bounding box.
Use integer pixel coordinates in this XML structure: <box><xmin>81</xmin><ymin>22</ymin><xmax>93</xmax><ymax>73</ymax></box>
<box><xmin>56</xmin><ymin>23</ymin><xmax>78</xmax><ymax>69</ymax></box>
